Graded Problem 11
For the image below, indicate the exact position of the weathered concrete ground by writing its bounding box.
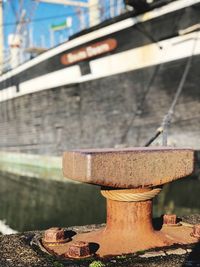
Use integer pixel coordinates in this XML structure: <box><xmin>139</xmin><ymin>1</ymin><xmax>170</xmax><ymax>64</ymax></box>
<box><xmin>1</xmin><ymin>215</ymin><xmax>200</xmax><ymax>267</ymax></box>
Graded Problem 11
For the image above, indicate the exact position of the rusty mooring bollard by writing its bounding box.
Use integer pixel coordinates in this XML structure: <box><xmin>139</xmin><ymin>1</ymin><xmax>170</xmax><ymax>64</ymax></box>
<box><xmin>42</xmin><ymin>147</ymin><xmax>197</xmax><ymax>257</ymax></box>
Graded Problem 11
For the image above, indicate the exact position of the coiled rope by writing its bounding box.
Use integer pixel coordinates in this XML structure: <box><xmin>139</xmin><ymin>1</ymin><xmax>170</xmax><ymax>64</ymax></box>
<box><xmin>101</xmin><ymin>188</ymin><xmax>161</xmax><ymax>202</ymax></box>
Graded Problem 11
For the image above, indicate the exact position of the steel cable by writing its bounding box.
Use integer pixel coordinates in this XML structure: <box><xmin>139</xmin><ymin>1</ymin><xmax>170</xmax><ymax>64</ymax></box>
<box><xmin>145</xmin><ymin>32</ymin><xmax>199</xmax><ymax>147</ymax></box>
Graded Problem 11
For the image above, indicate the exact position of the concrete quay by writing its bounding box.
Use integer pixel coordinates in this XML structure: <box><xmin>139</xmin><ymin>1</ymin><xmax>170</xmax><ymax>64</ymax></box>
<box><xmin>0</xmin><ymin>215</ymin><xmax>200</xmax><ymax>267</ymax></box>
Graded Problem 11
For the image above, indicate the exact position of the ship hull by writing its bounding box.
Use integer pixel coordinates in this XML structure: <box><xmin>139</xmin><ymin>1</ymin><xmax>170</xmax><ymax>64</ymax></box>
<box><xmin>0</xmin><ymin>0</ymin><xmax>200</xmax><ymax>154</ymax></box>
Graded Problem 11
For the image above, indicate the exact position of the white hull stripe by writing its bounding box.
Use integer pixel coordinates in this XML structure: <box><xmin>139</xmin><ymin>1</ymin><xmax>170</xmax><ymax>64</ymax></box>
<box><xmin>0</xmin><ymin>31</ymin><xmax>199</xmax><ymax>103</ymax></box>
<box><xmin>0</xmin><ymin>0</ymin><xmax>199</xmax><ymax>82</ymax></box>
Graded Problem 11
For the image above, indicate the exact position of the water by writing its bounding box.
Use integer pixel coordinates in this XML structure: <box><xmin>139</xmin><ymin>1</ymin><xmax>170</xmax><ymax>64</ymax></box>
<box><xmin>0</xmin><ymin>173</ymin><xmax>199</xmax><ymax>232</ymax></box>
<box><xmin>0</xmin><ymin>173</ymin><xmax>106</xmax><ymax>232</ymax></box>
<box><xmin>154</xmin><ymin>177</ymin><xmax>200</xmax><ymax>217</ymax></box>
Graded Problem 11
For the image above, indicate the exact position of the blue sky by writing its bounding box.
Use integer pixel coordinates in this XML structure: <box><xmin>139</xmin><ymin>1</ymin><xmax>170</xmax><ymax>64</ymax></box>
<box><xmin>3</xmin><ymin>0</ymin><xmax>124</xmax><ymax>50</ymax></box>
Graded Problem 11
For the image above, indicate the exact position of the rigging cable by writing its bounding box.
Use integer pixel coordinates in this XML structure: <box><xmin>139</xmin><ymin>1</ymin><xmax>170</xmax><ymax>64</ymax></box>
<box><xmin>144</xmin><ymin>32</ymin><xmax>199</xmax><ymax>147</ymax></box>
<box><xmin>119</xmin><ymin>11</ymin><xmax>165</xmax><ymax>144</ymax></box>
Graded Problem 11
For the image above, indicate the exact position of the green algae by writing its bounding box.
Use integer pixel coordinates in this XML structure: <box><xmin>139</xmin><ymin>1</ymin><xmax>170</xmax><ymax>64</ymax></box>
<box><xmin>89</xmin><ymin>260</ymin><xmax>106</xmax><ymax>267</ymax></box>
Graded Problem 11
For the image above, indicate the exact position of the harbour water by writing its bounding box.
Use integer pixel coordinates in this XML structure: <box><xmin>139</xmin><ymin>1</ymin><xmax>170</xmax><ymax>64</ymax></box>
<box><xmin>0</xmin><ymin>173</ymin><xmax>106</xmax><ymax>233</ymax></box>
<box><xmin>0</xmin><ymin>172</ymin><xmax>199</xmax><ymax>233</ymax></box>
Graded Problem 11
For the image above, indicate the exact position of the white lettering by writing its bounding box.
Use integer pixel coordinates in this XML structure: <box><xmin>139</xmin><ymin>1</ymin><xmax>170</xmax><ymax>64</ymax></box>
<box><xmin>86</xmin><ymin>44</ymin><xmax>109</xmax><ymax>57</ymax></box>
<box><xmin>67</xmin><ymin>51</ymin><xmax>87</xmax><ymax>63</ymax></box>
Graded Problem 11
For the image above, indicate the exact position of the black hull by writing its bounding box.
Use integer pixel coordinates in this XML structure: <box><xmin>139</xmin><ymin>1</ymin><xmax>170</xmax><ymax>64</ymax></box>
<box><xmin>0</xmin><ymin>53</ymin><xmax>200</xmax><ymax>154</ymax></box>
<box><xmin>0</xmin><ymin>0</ymin><xmax>200</xmax><ymax>154</ymax></box>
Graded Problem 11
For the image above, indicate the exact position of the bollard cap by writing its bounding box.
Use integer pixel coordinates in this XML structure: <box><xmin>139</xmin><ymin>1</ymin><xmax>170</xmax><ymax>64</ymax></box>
<box><xmin>63</xmin><ymin>147</ymin><xmax>194</xmax><ymax>188</ymax></box>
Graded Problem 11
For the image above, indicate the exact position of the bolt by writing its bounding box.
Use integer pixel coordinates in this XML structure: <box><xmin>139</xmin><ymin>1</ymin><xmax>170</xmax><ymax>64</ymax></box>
<box><xmin>191</xmin><ymin>224</ymin><xmax>200</xmax><ymax>238</ymax></box>
<box><xmin>43</xmin><ymin>227</ymin><xmax>68</xmax><ymax>244</ymax></box>
<box><xmin>67</xmin><ymin>241</ymin><xmax>91</xmax><ymax>258</ymax></box>
<box><xmin>163</xmin><ymin>214</ymin><xmax>177</xmax><ymax>225</ymax></box>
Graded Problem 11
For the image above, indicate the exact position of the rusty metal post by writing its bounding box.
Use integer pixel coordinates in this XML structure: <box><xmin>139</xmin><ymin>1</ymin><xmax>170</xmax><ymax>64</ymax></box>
<box><xmin>97</xmin><ymin>188</ymin><xmax>168</xmax><ymax>255</ymax></box>
<box><xmin>42</xmin><ymin>147</ymin><xmax>196</xmax><ymax>257</ymax></box>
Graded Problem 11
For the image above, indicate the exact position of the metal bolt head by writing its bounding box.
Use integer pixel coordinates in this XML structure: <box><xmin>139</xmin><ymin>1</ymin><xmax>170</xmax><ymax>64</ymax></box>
<box><xmin>67</xmin><ymin>241</ymin><xmax>90</xmax><ymax>258</ymax></box>
<box><xmin>163</xmin><ymin>214</ymin><xmax>177</xmax><ymax>225</ymax></box>
<box><xmin>43</xmin><ymin>227</ymin><xmax>66</xmax><ymax>243</ymax></box>
<box><xmin>191</xmin><ymin>224</ymin><xmax>200</xmax><ymax>238</ymax></box>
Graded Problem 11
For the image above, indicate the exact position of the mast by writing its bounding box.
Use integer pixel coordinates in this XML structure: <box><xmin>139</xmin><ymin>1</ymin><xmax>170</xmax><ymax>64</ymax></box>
<box><xmin>88</xmin><ymin>0</ymin><xmax>100</xmax><ymax>27</ymax></box>
<box><xmin>110</xmin><ymin>0</ymin><xmax>115</xmax><ymax>18</ymax></box>
<box><xmin>0</xmin><ymin>0</ymin><xmax>3</xmax><ymax>73</ymax></box>
<box><xmin>8</xmin><ymin>9</ymin><xmax>26</xmax><ymax>69</ymax></box>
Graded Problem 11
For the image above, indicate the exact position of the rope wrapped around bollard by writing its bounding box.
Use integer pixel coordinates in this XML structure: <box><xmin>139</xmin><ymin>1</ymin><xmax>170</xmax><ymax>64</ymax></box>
<box><xmin>101</xmin><ymin>188</ymin><xmax>161</xmax><ymax>202</ymax></box>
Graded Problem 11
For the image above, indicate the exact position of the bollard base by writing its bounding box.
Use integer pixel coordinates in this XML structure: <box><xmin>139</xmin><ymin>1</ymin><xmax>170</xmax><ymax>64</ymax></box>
<box><xmin>42</xmin><ymin>223</ymin><xmax>198</xmax><ymax>258</ymax></box>
<box><xmin>42</xmin><ymin>189</ymin><xmax>199</xmax><ymax>257</ymax></box>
